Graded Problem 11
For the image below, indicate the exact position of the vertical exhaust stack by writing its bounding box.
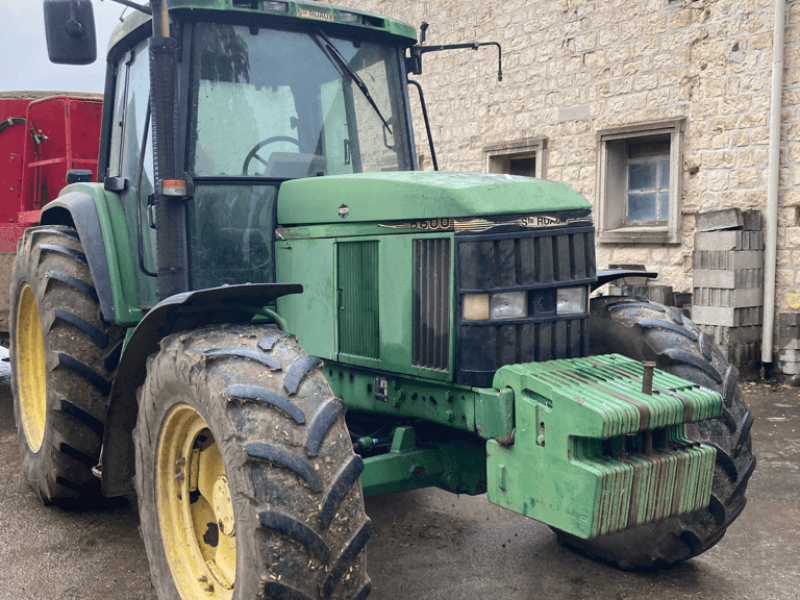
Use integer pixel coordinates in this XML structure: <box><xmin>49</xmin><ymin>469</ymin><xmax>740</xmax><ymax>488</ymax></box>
<box><xmin>149</xmin><ymin>0</ymin><xmax>189</xmax><ymax>299</ymax></box>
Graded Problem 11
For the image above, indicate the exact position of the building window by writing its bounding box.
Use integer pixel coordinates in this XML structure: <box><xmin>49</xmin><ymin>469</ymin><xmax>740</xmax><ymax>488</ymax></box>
<box><xmin>596</xmin><ymin>120</ymin><xmax>684</xmax><ymax>245</ymax></box>
<box><xmin>483</xmin><ymin>138</ymin><xmax>547</xmax><ymax>179</ymax></box>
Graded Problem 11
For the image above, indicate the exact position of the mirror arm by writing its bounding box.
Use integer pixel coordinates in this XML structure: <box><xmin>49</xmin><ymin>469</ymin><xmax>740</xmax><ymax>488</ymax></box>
<box><xmin>103</xmin><ymin>0</ymin><xmax>152</xmax><ymax>15</ymax></box>
<box><xmin>407</xmin><ymin>79</ymin><xmax>438</xmax><ymax>172</ymax></box>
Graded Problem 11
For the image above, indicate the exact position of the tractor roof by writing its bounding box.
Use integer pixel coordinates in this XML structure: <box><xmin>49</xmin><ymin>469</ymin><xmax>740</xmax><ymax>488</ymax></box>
<box><xmin>109</xmin><ymin>0</ymin><xmax>417</xmax><ymax>53</ymax></box>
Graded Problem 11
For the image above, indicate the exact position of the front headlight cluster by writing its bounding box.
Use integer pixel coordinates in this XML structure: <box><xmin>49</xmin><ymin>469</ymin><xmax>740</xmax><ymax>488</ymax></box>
<box><xmin>463</xmin><ymin>287</ymin><xmax>587</xmax><ymax>321</ymax></box>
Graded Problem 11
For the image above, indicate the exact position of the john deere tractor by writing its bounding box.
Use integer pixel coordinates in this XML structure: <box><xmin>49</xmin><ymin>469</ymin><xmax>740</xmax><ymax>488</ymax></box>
<box><xmin>12</xmin><ymin>0</ymin><xmax>754</xmax><ymax>598</ymax></box>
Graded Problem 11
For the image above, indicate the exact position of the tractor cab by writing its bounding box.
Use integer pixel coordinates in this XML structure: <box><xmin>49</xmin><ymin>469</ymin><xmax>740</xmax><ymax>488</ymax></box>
<box><xmin>92</xmin><ymin>3</ymin><xmax>418</xmax><ymax>305</ymax></box>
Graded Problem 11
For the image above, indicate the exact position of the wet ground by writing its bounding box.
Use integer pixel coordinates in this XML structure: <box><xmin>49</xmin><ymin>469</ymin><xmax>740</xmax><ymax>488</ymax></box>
<box><xmin>1</xmin><ymin>349</ymin><xmax>798</xmax><ymax>599</ymax></box>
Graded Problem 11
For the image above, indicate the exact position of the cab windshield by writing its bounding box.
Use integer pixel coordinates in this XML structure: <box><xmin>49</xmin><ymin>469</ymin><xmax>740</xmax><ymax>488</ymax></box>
<box><xmin>190</xmin><ymin>22</ymin><xmax>413</xmax><ymax>178</ymax></box>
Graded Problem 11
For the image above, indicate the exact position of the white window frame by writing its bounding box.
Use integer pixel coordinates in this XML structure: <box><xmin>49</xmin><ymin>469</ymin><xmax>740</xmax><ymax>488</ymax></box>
<box><xmin>596</xmin><ymin>120</ymin><xmax>684</xmax><ymax>245</ymax></box>
<box><xmin>483</xmin><ymin>138</ymin><xmax>547</xmax><ymax>179</ymax></box>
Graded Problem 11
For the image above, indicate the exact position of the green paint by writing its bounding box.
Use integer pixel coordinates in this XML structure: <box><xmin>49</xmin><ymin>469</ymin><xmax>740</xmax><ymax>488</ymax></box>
<box><xmin>276</xmin><ymin>238</ymin><xmax>336</xmax><ymax>359</ymax></box>
<box><xmin>360</xmin><ymin>426</ymin><xmax>486</xmax><ymax>497</ymax></box>
<box><xmin>337</xmin><ymin>240</ymin><xmax>380</xmax><ymax>360</ymax></box>
<box><xmin>278</xmin><ymin>172</ymin><xmax>591</xmax><ymax>225</ymax></box>
<box><xmin>54</xmin><ymin>183</ymin><xmax>144</xmax><ymax>325</ymax></box>
<box><xmin>278</xmin><ymin>232</ymin><xmax>453</xmax><ymax>381</ymax></box>
<box><xmin>485</xmin><ymin>354</ymin><xmax>722</xmax><ymax>539</ymax></box>
<box><xmin>108</xmin><ymin>0</ymin><xmax>416</xmax><ymax>54</ymax></box>
<box><xmin>325</xmin><ymin>364</ymin><xmax>475</xmax><ymax>432</ymax></box>
<box><xmin>474</xmin><ymin>388</ymin><xmax>515</xmax><ymax>443</ymax></box>
<box><xmin>389</xmin><ymin>426</ymin><xmax>416</xmax><ymax>452</ymax></box>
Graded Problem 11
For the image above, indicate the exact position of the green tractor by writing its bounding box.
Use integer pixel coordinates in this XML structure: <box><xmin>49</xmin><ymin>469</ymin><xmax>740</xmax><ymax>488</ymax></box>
<box><xmin>13</xmin><ymin>0</ymin><xmax>754</xmax><ymax>598</ymax></box>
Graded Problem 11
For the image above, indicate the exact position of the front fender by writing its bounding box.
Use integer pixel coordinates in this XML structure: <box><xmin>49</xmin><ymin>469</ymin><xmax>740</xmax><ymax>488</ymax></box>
<box><xmin>100</xmin><ymin>283</ymin><xmax>302</xmax><ymax>497</ymax></box>
<box><xmin>42</xmin><ymin>184</ymin><xmax>143</xmax><ymax>325</ymax></box>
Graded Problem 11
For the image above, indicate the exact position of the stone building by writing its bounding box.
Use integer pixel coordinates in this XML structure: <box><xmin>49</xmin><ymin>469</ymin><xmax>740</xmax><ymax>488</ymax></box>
<box><xmin>331</xmin><ymin>0</ymin><xmax>800</xmax><ymax>378</ymax></box>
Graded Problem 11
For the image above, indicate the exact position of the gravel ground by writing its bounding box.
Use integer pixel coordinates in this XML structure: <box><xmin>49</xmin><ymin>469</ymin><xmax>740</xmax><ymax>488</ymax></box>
<box><xmin>1</xmin><ymin>353</ymin><xmax>798</xmax><ymax>600</ymax></box>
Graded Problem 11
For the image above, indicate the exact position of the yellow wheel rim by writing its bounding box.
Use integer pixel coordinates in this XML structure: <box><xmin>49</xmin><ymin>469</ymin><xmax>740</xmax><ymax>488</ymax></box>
<box><xmin>157</xmin><ymin>405</ymin><xmax>236</xmax><ymax>600</ymax></box>
<box><xmin>17</xmin><ymin>284</ymin><xmax>47</xmax><ymax>453</ymax></box>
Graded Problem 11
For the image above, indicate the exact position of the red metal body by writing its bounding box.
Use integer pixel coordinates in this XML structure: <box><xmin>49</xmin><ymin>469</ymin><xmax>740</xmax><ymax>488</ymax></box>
<box><xmin>0</xmin><ymin>93</ymin><xmax>102</xmax><ymax>252</ymax></box>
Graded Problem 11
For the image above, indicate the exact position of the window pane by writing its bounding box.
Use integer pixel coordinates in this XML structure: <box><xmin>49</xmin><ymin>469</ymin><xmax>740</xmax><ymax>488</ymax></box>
<box><xmin>628</xmin><ymin>162</ymin><xmax>656</xmax><ymax>190</ymax></box>
<box><xmin>192</xmin><ymin>23</ymin><xmax>412</xmax><ymax>178</ymax></box>
<box><xmin>658</xmin><ymin>192</ymin><xmax>670</xmax><ymax>221</ymax></box>
<box><xmin>189</xmin><ymin>184</ymin><xmax>277</xmax><ymax>289</ymax></box>
<box><xmin>661</xmin><ymin>161</ymin><xmax>670</xmax><ymax>188</ymax></box>
<box><xmin>627</xmin><ymin>192</ymin><xmax>657</xmax><ymax>221</ymax></box>
<box><xmin>509</xmin><ymin>157</ymin><xmax>536</xmax><ymax>177</ymax></box>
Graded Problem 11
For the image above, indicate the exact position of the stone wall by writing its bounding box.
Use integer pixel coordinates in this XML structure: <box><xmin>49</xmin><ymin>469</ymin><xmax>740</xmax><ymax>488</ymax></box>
<box><xmin>331</xmin><ymin>0</ymin><xmax>800</xmax><ymax>367</ymax></box>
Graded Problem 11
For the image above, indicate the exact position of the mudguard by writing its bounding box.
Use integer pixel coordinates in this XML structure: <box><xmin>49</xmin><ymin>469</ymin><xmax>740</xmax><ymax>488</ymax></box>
<box><xmin>41</xmin><ymin>184</ymin><xmax>144</xmax><ymax>324</ymax></box>
<box><xmin>591</xmin><ymin>269</ymin><xmax>657</xmax><ymax>291</ymax></box>
<box><xmin>100</xmin><ymin>283</ymin><xmax>302</xmax><ymax>497</ymax></box>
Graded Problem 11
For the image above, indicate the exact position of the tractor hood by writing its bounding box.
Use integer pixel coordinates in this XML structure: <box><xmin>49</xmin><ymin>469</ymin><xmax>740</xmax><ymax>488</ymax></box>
<box><xmin>277</xmin><ymin>172</ymin><xmax>591</xmax><ymax>226</ymax></box>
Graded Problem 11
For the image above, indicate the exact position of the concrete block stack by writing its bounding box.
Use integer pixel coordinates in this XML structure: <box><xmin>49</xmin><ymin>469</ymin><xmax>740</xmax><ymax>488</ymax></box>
<box><xmin>692</xmin><ymin>209</ymin><xmax>763</xmax><ymax>380</ymax></box>
<box><xmin>777</xmin><ymin>313</ymin><xmax>800</xmax><ymax>383</ymax></box>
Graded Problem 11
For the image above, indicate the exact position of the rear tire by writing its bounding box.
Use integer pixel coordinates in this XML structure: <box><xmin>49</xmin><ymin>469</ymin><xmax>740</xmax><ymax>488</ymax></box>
<box><xmin>554</xmin><ymin>296</ymin><xmax>756</xmax><ymax>568</ymax></box>
<box><xmin>134</xmin><ymin>323</ymin><xmax>371</xmax><ymax>600</ymax></box>
<box><xmin>10</xmin><ymin>225</ymin><xmax>124</xmax><ymax>503</ymax></box>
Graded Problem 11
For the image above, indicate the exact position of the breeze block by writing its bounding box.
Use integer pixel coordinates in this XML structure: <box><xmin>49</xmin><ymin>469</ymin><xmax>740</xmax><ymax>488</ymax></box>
<box><xmin>486</xmin><ymin>354</ymin><xmax>722</xmax><ymax>539</ymax></box>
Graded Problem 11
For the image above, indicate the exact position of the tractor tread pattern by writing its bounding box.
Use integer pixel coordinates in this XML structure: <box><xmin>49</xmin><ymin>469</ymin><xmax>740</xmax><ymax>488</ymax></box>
<box><xmin>734</xmin><ymin>410</ymin><xmax>754</xmax><ymax>458</ymax></box>
<box><xmin>52</xmin><ymin>307</ymin><xmax>109</xmax><ymax>348</ymax></box>
<box><xmin>322</xmin><ymin>520</ymin><xmax>373</xmax><ymax>597</ymax></box>
<box><xmin>45</xmin><ymin>271</ymin><xmax>99</xmax><ymax>302</ymax></box>
<box><xmin>698</xmin><ymin>332</ymin><xmax>713</xmax><ymax>360</ymax></box>
<box><xmin>134</xmin><ymin>323</ymin><xmax>371</xmax><ymax>600</ymax></box>
<box><xmin>58</xmin><ymin>442</ymin><xmax>98</xmax><ymax>467</ymax></box>
<box><xmin>258</xmin><ymin>509</ymin><xmax>331</xmax><ymax>564</ymax></box>
<box><xmin>284</xmin><ymin>356</ymin><xmax>323</xmax><ymax>395</ymax></box>
<box><xmin>225</xmin><ymin>384</ymin><xmax>305</xmax><ymax>424</ymax></box>
<box><xmin>720</xmin><ymin>407</ymin><xmax>737</xmax><ymax>432</ymax></box>
<box><xmin>607</xmin><ymin>300</ymin><xmax>666</xmax><ymax>312</ymax></box>
<box><xmin>706</xmin><ymin>443</ymin><xmax>738</xmax><ymax>481</ymax></box>
<box><xmin>39</xmin><ymin>243</ymin><xmax>87</xmax><ymax>264</ymax></box>
<box><xmin>57</xmin><ymin>353</ymin><xmax>113</xmax><ymax>396</ymax></box>
<box><xmin>305</xmin><ymin>399</ymin><xmax>347</xmax><ymax>457</ymax></box>
<box><xmin>636</xmin><ymin>318</ymin><xmax>698</xmax><ymax>341</ymax></box>
<box><xmin>351</xmin><ymin>583</ymin><xmax>371</xmax><ymax>600</ymax></box>
<box><xmin>31</xmin><ymin>228</ymin><xmax>79</xmax><ymax>240</ymax></box>
<box><xmin>104</xmin><ymin>339</ymin><xmax>124</xmax><ymax>373</ymax></box>
<box><xmin>660</xmin><ymin>348</ymin><xmax>723</xmax><ymax>383</ymax></box>
<box><xmin>320</xmin><ymin>456</ymin><xmax>364</xmax><ymax>529</ymax></box>
<box><xmin>263</xmin><ymin>582</ymin><xmax>316</xmax><ymax>600</ymax></box>
<box><xmin>10</xmin><ymin>225</ymin><xmax>124</xmax><ymax>503</ymax></box>
<box><xmin>553</xmin><ymin>296</ymin><xmax>756</xmax><ymax>569</ymax></box>
<box><xmin>246</xmin><ymin>442</ymin><xmax>323</xmax><ymax>492</ymax></box>
<box><xmin>58</xmin><ymin>399</ymin><xmax>104</xmax><ymax>437</ymax></box>
<box><xmin>204</xmin><ymin>347</ymin><xmax>281</xmax><ymax>370</ymax></box>
<box><xmin>259</xmin><ymin>330</ymin><xmax>295</xmax><ymax>351</ymax></box>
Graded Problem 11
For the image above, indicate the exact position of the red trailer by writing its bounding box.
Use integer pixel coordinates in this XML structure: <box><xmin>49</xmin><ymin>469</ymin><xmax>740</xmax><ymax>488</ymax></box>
<box><xmin>0</xmin><ymin>91</ymin><xmax>102</xmax><ymax>342</ymax></box>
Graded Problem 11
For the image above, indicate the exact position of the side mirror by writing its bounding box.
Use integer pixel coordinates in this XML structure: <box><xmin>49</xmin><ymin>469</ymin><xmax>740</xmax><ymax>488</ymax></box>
<box><xmin>43</xmin><ymin>0</ymin><xmax>97</xmax><ymax>65</ymax></box>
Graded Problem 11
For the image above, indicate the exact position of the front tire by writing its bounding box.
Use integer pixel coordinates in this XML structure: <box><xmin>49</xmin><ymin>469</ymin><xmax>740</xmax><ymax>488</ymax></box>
<box><xmin>10</xmin><ymin>225</ymin><xmax>124</xmax><ymax>503</ymax></box>
<box><xmin>554</xmin><ymin>296</ymin><xmax>756</xmax><ymax>568</ymax></box>
<box><xmin>134</xmin><ymin>323</ymin><xmax>371</xmax><ymax>600</ymax></box>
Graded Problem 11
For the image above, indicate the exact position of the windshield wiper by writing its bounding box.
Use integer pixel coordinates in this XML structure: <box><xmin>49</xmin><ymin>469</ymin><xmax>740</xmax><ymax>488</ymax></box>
<box><xmin>315</xmin><ymin>29</ymin><xmax>392</xmax><ymax>134</ymax></box>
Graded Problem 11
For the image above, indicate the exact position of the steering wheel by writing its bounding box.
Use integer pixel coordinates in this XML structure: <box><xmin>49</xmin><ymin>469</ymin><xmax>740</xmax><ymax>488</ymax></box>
<box><xmin>242</xmin><ymin>136</ymin><xmax>301</xmax><ymax>175</ymax></box>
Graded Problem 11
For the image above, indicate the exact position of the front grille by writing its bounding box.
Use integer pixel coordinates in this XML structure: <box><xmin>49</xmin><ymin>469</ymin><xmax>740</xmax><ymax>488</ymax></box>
<box><xmin>413</xmin><ymin>238</ymin><xmax>451</xmax><ymax>371</ymax></box>
<box><xmin>338</xmin><ymin>241</ymin><xmax>380</xmax><ymax>360</ymax></box>
<box><xmin>456</xmin><ymin>225</ymin><xmax>596</xmax><ymax>387</ymax></box>
<box><xmin>458</xmin><ymin>228</ymin><xmax>596</xmax><ymax>291</ymax></box>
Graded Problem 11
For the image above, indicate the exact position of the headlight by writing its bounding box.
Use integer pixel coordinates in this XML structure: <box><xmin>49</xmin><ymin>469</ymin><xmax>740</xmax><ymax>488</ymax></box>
<box><xmin>490</xmin><ymin>292</ymin><xmax>527</xmax><ymax>320</ymax></box>
<box><xmin>463</xmin><ymin>294</ymin><xmax>490</xmax><ymax>320</ymax></box>
<box><xmin>463</xmin><ymin>292</ymin><xmax>527</xmax><ymax>321</ymax></box>
<box><xmin>557</xmin><ymin>287</ymin><xmax>587</xmax><ymax>316</ymax></box>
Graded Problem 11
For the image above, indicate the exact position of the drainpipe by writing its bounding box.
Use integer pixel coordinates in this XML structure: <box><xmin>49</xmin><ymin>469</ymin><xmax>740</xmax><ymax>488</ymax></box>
<box><xmin>762</xmin><ymin>0</ymin><xmax>786</xmax><ymax>371</ymax></box>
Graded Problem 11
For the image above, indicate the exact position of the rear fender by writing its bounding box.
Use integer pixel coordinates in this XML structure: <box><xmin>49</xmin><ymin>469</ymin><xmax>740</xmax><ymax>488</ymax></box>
<box><xmin>591</xmin><ymin>269</ymin><xmax>657</xmax><ymax>292</ymax></box>
<box><xmin>41</xmin><ymin>183</ymin><xmax>143</xmax><ymax>324</ymax></box>
<box><xmin>100</xmin><ymin>283</ymin><xmax>302</xmax><ymax>497</ymax></box>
